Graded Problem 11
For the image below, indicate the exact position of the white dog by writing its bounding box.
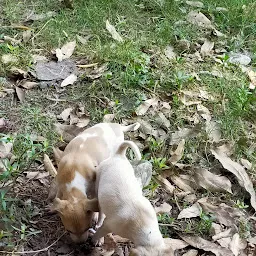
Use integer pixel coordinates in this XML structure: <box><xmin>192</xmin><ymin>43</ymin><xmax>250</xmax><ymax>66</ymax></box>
<box><xmin>93</xmin><ymin>141</ymin><xmax>173</xmax><ymax>256</ymax></box>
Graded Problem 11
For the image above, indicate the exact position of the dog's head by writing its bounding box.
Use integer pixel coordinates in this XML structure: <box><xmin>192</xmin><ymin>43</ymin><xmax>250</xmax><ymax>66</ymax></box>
<box><xmin>129</xmin><ymin>243</ymin><xmax>174</xmax><ymax>256</ymax></box>
<box><xmin>52</xmin><ymin>198</ymin><xmax>99</xmax><ymax>243</ymax></box>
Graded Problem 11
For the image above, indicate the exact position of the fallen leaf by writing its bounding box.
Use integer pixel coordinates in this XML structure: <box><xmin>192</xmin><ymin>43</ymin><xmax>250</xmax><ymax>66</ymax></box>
<box><xmin>76</xmin><ymin>117</ymin><xmax>90</xmax><ymax>128</ymax></box>
<box><xmin>164</xmin><ymin>238</ymin><xmax>189</xmax><ymax>251</ymax></box>
<box><xmin>103</xmin><ymin>114</ymin><xmax>115</xmax><ymax>123</ymax></box>
<box><xmin>201</xmin><ymin>39</ymin><xmax>214</xmax><ymax>57</ymax></box>
<box><xmin>32</xmin><ymin>55</ymin><xmax>48</xmax><ymax>63</ymax></box>
<box><xmin>0</xmin><ymin>141</ymin><xmax>13</xmax><ymax>158</ymax></box>
<box><xmin>211</xmin><ymin>147</ymin><xmax>256</xmax><ymax>211</ymax></box>
<box><xmin>59</xmin><ymin>108</ymin><xmax>73</xmax><ymax>121</ymax></box>
<box><xmin>21</xmin><ymin>81</ymin><xmax>38</xmax><ymax>89</ymax></box>
<box><xmin>10</xmin><ymin>67</ymin><xmax>28</xmax><ymax>78</ymax></box>
<box><xmin>54</xmin><ymin>123</ymin><xmax>84</xmax><ymax>142</ymax></box>
<box><xmin>25</xmin><ymin>171</ymin><xmax>49</xmax><ymax>180</ymax></box>
<box><xmin>138</xmin><ymin>119</ymin><xmax>158</xmax><ymax>137</ymax></box>
<box><xmin>164</xmin><ymin>46</ymin><xmax>176</xmax><ymax>60</ymax></box>
<box><xmin>182</xmin><ymin>249</ymin><xmax>198</xmax><ymax>256</ymax></box>
<box><xmin>240</xmin><ymin>158</ymin><xmax>252</xmax><ymax>170</ymax></box>
<box><xmin>156</xmin><ymin>112</ymin><xmax>170</xmax><ymax>129</ymax></box>
<box><xmin>25</xmin><ymin>11</ymin><xmax>56</xmax><ymax>21</ymax></box>
<box><xmin>211</xmin><ymin>223</ymin><xmax>223</xmax><ymax>236</ymax></box>
<box><xmin>247</xmin><ymin>69</ymin><xmax>256</xmax><ymax>89</ymax></box>
<box><xmin>180</xmin><ymin>235</ymin><xmax>233</xmax><ymax>256</ymax></box>
<box><xmin>170</xmin><ymin>174</ymin><xmax>196</xmax><ymax>193</ymax></box>
<box><xmin>212</xmin><ymin>228</ymin><xmax>233</xmax><ymax>241</ymax></box>
<box><xmin>186</xmin><ymin>1</ymin><xmax>204</xmax><ymax>7</ymax></box>
<box><xmin>3</xmin><ymin>36</ymin><xmax>21</xmax><ymax>45</ymax></box>
<box><xmin>2</xmin><ymin>54</ymin><xmax>18</xmax><ymax>64</ymax></box>
<box><xmin>194</xmin><ymin>168</ymin><xmax>232</xmax><ymax>193</ymax></box>
<box><xmin>197</xmin><ymin>104</ymin><xmax>211</xmax><ymax>121</ymax></box>
<box><xmin>248</xmin><ymin>236</ymin><xmax>256</xmax><ymax>245</ymax></box>
<box><xmin>76</xmin><ymin>34</ymin><xmax>91</xmax><ymax>45</ymax></box>
<box><xmin>44</xmin><ymin>154</ymin><xmax>57</xmax><ymax>177</ymax></box>
<box><xmin>198</xmin><ymin>199</ymin><xmax>244</xmax><ymax>226</ymax></box>
<box><xmin>155</xmin><ymin>202</ymin><xmax>172</xmax><ymax>214</ymax></box>
<box><xmin>87</xmin><ymin>63</ymin><xmax>108</xmax><ymax>79</ymax></box>
<box><xmin>228</xmin><ymin>53</ymin><xmax>251</xmax><ymax>66</ymax></box>
<box><xmin>170</xmin><ymin>126</ymin><xmax>200</xmax><ymax>145</ymax></box>
<box><xmin>15</xmin><ymin>87</ymin><xmax>25</xmax><ymax>102</ymax></box>
<box><xmin>60</xmin><ymin>74</ymin><xmax>77</xmax><ymax>87</ymax></box>
<box><xmin>177</xmin><ymin>203</ymin><xmax>201</xmax><ymax>219</ymax></box>
<box><xmin>56</xmin><ymin>41</ymin><xmax>76</xmax><ymax>62</ymax></box>
<box><xmin>217</xmin><ymin>237</ymin><xmax>232</xmax><ymax>249</ymax></box>
<box><xmin>155</xmin><ymin>175</ymin><xmax>175</xmax><ymax>195</ymax></box>
<box><xmin>169</xmin><ymin>139</ymin><xmax>185</xmax><ymax>164</ymax></box>
<box><xmin>187</xmin><ymin>11</ymin><xmax>213</xmax><ymax>29</ymax></box>
<box><xmin>216</xmin><ymin>7</ymin><xmax>228</xmax><ymax>12</ymax></box>
<box><xmin>106</xmin><ymin>20</ymin><xmax>123</xmax><ymax>42</ymax></box>
<box><xmin>135</xmin><ymin>98</ymin><xmax>159</xmax><ymax>116</ymax></box>
<box><xmin>22</xmin><ymin>30</ymin><xmax>32</xmax><ymax>43</ymax></box>
<box><xmin>183</xmin><ymin>193</ymin><xmax>197</xmax><ymax>204</ymax></box>
<box><xmin>206</xmin><ymin>120</ymin><xmax>221</xmax><ymax>142</ymax></box>
<box><xmin>229</xmin><ymin>233</ymin><xmax>247</xmax><ymax>256</ymax></box>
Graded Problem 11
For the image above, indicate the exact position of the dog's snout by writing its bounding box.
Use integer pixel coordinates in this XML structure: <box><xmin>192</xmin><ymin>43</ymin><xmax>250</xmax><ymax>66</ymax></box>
<box><xmin>70</xmin><ymin>230</ymin><xmax>89</xmax><ymax>243</ymax></box>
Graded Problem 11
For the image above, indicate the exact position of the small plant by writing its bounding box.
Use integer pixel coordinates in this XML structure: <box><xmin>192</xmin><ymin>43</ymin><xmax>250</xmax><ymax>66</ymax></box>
<box><xmin>173</xmin><ymin>71</ymin><xmax>194</xmax><ymax>90</ymax></box>
<box><xmin>151</xmin><ymin>157</ymin><xmax>168</xmax><ymax>170</ymax></box>
<box><xmin>235</xmin><ymin>199</ymin><xmax>249</xmax><ymax>209</ymax></box>
<box><xmin>158</xmin><ymin>213</ymin><xmax>175</xmax><ymax>237</ymax></box>
<box><xmin>196</xmin><ymin>211</ymin><xmax>214</xmax><ymax>235</ymax></box>
<box><xmin>149</xmin><ymin>137</ymin><xmax>164</xmax><ymax>153</ymax></box>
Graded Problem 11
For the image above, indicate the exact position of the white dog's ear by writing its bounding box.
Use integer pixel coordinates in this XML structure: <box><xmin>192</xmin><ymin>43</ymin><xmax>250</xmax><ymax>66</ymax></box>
<box><xmin>52</xmin><ymin>198</ymin><xmax>68</xmax><ymax>214</ymax></box>
<box><xmin>85</xmin><ymin>198</ymin><xmax>99</xmax><ymax>212</ymax></box>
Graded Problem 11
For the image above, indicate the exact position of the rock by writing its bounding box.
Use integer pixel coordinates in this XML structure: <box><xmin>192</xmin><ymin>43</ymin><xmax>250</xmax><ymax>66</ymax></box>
<box><xmin>131</xmin><ymin>160</ymin><xmax>153</xmax><ymax>188</ymax></box>
<box><xmin>228</xmin><ymin>53</ymin><xmax>251</xmax><ymax>66</ymax></box>
<box><xmin>33</xmin><ymin>59</ymin><xmax>77</xmax><ymax>81</ymax></box>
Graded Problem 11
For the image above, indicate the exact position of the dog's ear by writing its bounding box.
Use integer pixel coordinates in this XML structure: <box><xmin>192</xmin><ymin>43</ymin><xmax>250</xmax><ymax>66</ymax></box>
<box><xmin>85</xmin><ymin>198</ymin><xmax>99</xmax><ymax>212</ymax></box>
<box><xmin>53</xmin><ymin>147</ymin><xmax>64</xmax><ymax>167</ymax></box>
<box><xmin>52</xmin><ymin>198</ymin><xmax>68</xmax><ymax>214</ymax></box>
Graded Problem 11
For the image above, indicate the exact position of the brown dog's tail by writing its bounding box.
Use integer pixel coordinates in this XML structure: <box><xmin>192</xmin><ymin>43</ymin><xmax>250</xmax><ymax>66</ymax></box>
<box><xmin>116</xmin><ymin>141</ymin><xmax>141</xmax><ymax>160</ymax></box>
<box><xmin>121</xmin><ymin>122</ymin><xmax>140</xmax><ymax>132</ymax></box>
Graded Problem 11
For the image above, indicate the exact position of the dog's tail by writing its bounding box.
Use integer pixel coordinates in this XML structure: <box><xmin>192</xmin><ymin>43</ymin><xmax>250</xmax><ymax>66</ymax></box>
<box><xmin>116</xmin><ymin>141</ymin><xmax>141</xmax><ymax>160</ymax></box>
<box><xmin>121</xmin><ymin>122</ymin><xmax>140</xmax><ymax>132</ymax></box>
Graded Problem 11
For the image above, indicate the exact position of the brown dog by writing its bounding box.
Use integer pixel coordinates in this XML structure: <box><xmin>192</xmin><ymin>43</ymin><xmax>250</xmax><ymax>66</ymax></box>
<box><xmin>49</xmin><ymin>122</ymin><xmax>140</xmax><ymax>243</ymax></box>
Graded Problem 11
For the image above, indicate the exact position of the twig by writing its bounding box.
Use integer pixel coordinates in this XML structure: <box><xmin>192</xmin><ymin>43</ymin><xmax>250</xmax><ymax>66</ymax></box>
<box><xmin>140</xmin><ymin>84</ymin><xmax>164</xmax><ymax>101</ymax></box>
<box><xmin>0</xmin><ymin>232</ymin><xmax>66</xmax><ymax>254</ymax></box>
<box><xmin>31</xmin><ymin>19</ymin><xmax>54</xmax><ymax>41</ymax></box>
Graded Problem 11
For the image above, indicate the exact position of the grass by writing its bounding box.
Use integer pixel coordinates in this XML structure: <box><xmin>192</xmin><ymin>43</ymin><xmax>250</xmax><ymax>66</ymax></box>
<box><xmin>0</xmin><ymin>0</ymin><xmax>256</xmax><ymax>250</ymax></box>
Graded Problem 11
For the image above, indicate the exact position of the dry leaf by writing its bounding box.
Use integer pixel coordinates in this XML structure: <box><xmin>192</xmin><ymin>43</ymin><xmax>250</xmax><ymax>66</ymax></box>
<box><xmin>10</xmin><ymin>67</ymin><xmax>28</xmax><ymax>78</ymax></box>
<box><xmin>177</xmin><ymin>203</ymin><xmax>201</xmax><ymax>219</ymax></box>
<box><xmin>206</xmin><ymin>120</ymin><xmax>221</xmax><ymax>142</ymax></box>
<box><xmin>32</xmin><ymin>55</ymin><xmax>48</xmax><ymax>63</ymax></box>
<box><xmin>56</xmin><ymin>41</ymin><xmax>76</xmax><ymax>61</ymax></box>
<box><xmin>103</xmin><ymin>114</ymin><xmax>115</xmax><ymax>123</ymax></box>
<box><xmin>2</xmin><ymin>54</ymin><xmax>18</xmax><ymax>64</ymax></box>
<box><xmin>212</xmin><ymin>228</ymin><xmax>233</xmax><ymax>241</ymax></box>
<box><xmin>15</xmin><ymin>87</ymin><xmax>25</xmax><ymax>102</ymax></box>
<box><xmin>76</xmin><ymin>117</ymin><xmax>90</xmax><ymax>128</ymax></box>
<box><xmin>21</xmin><ymin>81</ymin><xmax>38</xmax><ymax>89</ymax></box>
<box><xmin>201</xmin><ymin>39</ymin><xmax>214</xmax><ymax>57</ymax></box>
<box><xmin>135</xmin><ymin>98</ymin><xmax>159</xmax><ymax>116</ymax></box>
<box><xmin>164</xmin><ymin>46</ymin><xmax>176</xmax><ymax>60</ymax></box>
<box><xmin>180</xmin><ymin>235</ymin><xmax>233</xmax><ymax>256</ymax></box>
<box><xmin>170</xmin><ymin>175</ymin><xmax>196</xmax><ymax>193</ymax></box>
<box><xmin>198</xmin><ymin>199</ymin><xmax>244</xmax><ymax>226</ymax></box>
<box><xmin>44</xmin><ymin>154</ymin><xmax>57</xmax><ymax>177</ymax></box>
<box><xmin>54</xmin><ymin>123</ymin><xmax>84</xmax><ymax>142</ymax></box>
<box><xmin>182</xmin><ymin>249</ymin><xmax>198</xmax><ymax>256</ymax></box>
<box><xmin>138</xmin><ymin>119</ymin><xmax>158</xmax><ymax>137</ymax></box>
<box><xmin>87</xmin><ymin>63</ymin><xmax>108</xmax><ymax>79</ymax></box>
<box><xmin>229</xmin><ymin>233</ymin><xmax>247</xmax><ymax>256</ymax></box>
<box><xmin>25</xmin><ymin>171</ymin><xmax>49</xmax><ymax>180</ymax></box>
<box><xmin>211</xmin><ymin>147</ymin><xmax>256</xmax><ymax>211</ymax></box>
<box><xmin>187</xmin><ymin>11</ymin><xmax>213</xmax><ymax>29</ymax></box>
<box><xmin>157</xmin><ymin>112</ymin><xmax>170</xmax><ymax>129</ymax></box>
<box><xmin>155</xmin><ymin>202</ymin><xmax>172</xmax><ymax>214</ymax></box>
<box><xmin>169</xmin><ymin>139</ymin><xmax>185</xmax><ymax>164</ymax></box>
<box><xmin>60</xmin><ymin>74</ymin><xmax>77</xmax><ymax>87</ymax></box>
<box><xmin>247</xmin><ymin>69</ymin><xmax>256</xmax><ymax>89</ymax></box>
<box><xmin>155</xmin><ymin>175</ymin><xmax>175</xmax><ymax>195</ymax></box>
<box><xmin>194</xmin><ymin>167</ymin><xmax>232</xmax><ymax>193</ymax></box>
<box><xmin>240</xmin><ymin>158</ymin><xmax>252</xmax><ymax>170</ymax></box>
<box><xmin>22</xmin><ymin>30</ymin><xmax>32</xmax><ymax>43</ymax></box>
<box><xmin>0</xmin><ymin>141</ymin><xmax>13</xmax><ymax>158</ymax></box>
<box><xmin>59</xmin><ymin>108</ymin><xmax>73</xmax><ymax>121</ymax></box>
<box><xmin>76</xmin><ymin>35</ymin><xmax>91</xmax><ymax>45</ymax></box>
<box><xmin>186</xmin><ymin>1</ymin><xmax>203</xmax><ymax>7</ymax></box>
<box><xmin>217</xmin><ymin>237</ymin><xmax>232</xmax><ymax>249</ymax></box>
<box><xmin>164</xmin><ymin>238</ymin><xmax>189</xmax><ymax>251</ymax></box>
<box><xmin>25</xmin><ymin>11</ymin><xmax>56</xmax><ymax>21</ymax></box>
<box><xmin>106</xmin><ymin>20</ymin><xmax>123</xmax><ymax>42</ymax></box>
<box><xmin>3</xmin><ymin>36</ymin><xmax>21</xmax><ymax>45</ymax></box>
<box><xmin>170</xmin><ymin>127</ymin><xmax>200</xmax><ymax>145</ymax></box>
<box><xmin>197</xmin><ymin>104</ymin><xmax>211</xmax><ymax>121</ymax></box>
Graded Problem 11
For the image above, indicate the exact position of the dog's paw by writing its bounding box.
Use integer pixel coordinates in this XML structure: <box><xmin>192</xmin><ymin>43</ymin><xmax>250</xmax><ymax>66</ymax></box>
<box><xmin>92</xmin><ymin>237</ymin><xmax>104</xmax><ymax>247</ymax></box>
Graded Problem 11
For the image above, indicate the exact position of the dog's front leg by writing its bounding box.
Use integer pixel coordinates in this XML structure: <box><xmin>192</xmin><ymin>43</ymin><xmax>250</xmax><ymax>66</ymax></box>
<box><xmin>95</xmin><ymin>211</ymin><xmax>105</xmax><ymax>229</ymax></box>
<box><xmin>92</xmin><ymin>221</ymin><xmax>110</xmax><ymax>246</ymax></box>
